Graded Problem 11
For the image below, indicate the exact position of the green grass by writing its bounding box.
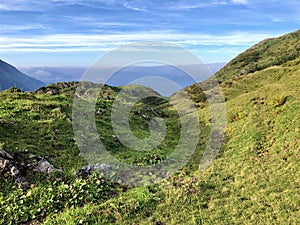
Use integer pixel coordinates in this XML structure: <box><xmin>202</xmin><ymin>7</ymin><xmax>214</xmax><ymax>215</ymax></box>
<box><xmin>1</xmin><ymin>31</ymin><xmax>300</xmax><ymax>224</ymax></box>
<box><xmin>41</xmin><ymin>57</ymin><xmax>300</xmax><ymax>225</ymax></box>
<box><xmin>0</xmin><ymin>83</ymin><xmax>184</xmax><ymax>224</ymax></box>
<box><xmin>215</xmin><ymin>29</ymin><xmax>300</xmax><ymax>82</ymax></box>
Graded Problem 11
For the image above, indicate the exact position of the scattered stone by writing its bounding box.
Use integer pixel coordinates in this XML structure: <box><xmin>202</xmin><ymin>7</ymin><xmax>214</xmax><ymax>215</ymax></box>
<box><xmin>96</xmin><ymin>109</ymin><xmax>103</xmax><ymax>115</ymax></box>
<box><xmin>134</xmin><ymin>107</ymin><xmax>164</xmax><ymax>121</ymax></box>
<box><xmin>29</xmin><ymin>153</ymin><xmax>37</xmax><ymax>159</ymax></box>
<box><xmin>112</xmin><ymin>134</ymin><xmax>118</xmax><ymax>141</ymax></box>
<box><xmin>46</xmin><ymin>89</ymin><xmax>58</xmax><ymax>95</ymax></box>
<box><xmin>0</xmin><ymin>147</ymin><xmax>63</xmax><ymax>187</ymax></box>
<box><xmin>76</xmin><ymin>163</ymin><xmax>113</xmax><ymax>178</ymax></box>
<box><xmin>33</xmin><ymin>160</ymin><xmax>56</xmax><ymax>174</ymax></box>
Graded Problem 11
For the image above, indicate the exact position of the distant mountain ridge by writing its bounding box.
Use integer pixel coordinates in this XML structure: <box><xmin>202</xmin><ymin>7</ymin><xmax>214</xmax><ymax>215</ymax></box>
<box><xmin>0</xmin><ymin>59</ymin><xmax>45</xmax><ymax>91</ymax></box>
<box><xmin>20</xmin><ymin>66</ymin><xmax>86</xmax><ymax>85</ymax></box>
<box><xmin>20</xmin><ymin>63</ymin><xmax>225</xmax><ymax>96</ymax></box>
<box><xmin>20</xmin><ymin>63</ymin><xmax>225</xmax><ymax>86</ymax></box>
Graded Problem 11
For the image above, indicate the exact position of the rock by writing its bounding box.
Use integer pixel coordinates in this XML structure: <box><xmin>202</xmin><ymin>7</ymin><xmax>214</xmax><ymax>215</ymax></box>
<box><xmin>46</xmin><ymin>89</ymin><xmax>58</xmax><ymax>95</ymax></box>
<box><xmin>36</xmin><ymin>89</ymin><xmax>45</xmax><ymax>94</ymax></box>
<box><xmin>96</xmin><ymin>109</ymin><xmax>102</xmax><ymax>115</ymax></box>
<box><xmin>0</xmin><ymin>158</ymin><xmax>10</xmax><ymax>171</ymax></box>
<box><xmin>112</xmin><ymin>134</ymin><xmax>118</xmax><ymax>141</ymax></box>
<box><xmin>76</xmin><ymin>163</ymin><xmax>113</xmax><ymax>178</ymax></box>
<box><xmin>29</xmin><ymin>153</ymin><xmax>37</xmax><ymax>159</ymax></box>
<box><xmin>0</xmin><ymin>149</ymin><xmax>27</xmax><ymax>186</ymax></box>
<box><xmin>0</xmin><ymin>147</ymin><xmax>63</xmax><ymax>187</ymax></box>
<box><xmin>0</xmin><ymin>150</ymin><xmax>14</xmax><ymax>160</ymax></box>
<box><xmin>10</xmin><ymin>166</ymin><xmax>20</xmax><ymax>176</ymax></box>
<box><xmin>33</xmin><ymin>160</ymin><xmax>56</xmax><ymax>174</ymax></box>
<box><xmin>141</xmin><ymin>114</ymin><xmax>149</xmax><ymax>120</ymax></box>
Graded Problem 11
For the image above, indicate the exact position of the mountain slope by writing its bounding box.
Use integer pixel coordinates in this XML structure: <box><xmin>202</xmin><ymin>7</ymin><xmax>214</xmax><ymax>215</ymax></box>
<box><xmin>0</xmin><ymin>30</ymin><xmax>300</xmax><ymax>225</ymax></box>
<box><xmin>214</xmin><ymin>29</ymin><xmax>300</xmax><ymax>82</ymax></box>
<box><xmin>184</xmin><ymin>29</ymin><xmax>300</xmax><ymax>103</ymax></box>
<box><xmin>0</xmin><ymin>59</ymin><xmax>45</xmax><ymax>91</ymax></box>
<box><xmin>130</xmin><ymin>31</ymin><xmax>300</xmax><ymax>224</ymax></box>
<box><xmin>0</xmin><ymin>81</ymin><xmax>185</xmax><ymax>223</ymax></box>
<box><xmin>41</xmin><ymin>31</ymin><xmax>300</xmax><ymax>224</ymax></box>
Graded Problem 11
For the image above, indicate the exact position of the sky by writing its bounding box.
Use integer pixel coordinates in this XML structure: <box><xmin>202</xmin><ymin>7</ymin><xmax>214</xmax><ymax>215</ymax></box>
<box><xmin>0</xmin><ymin>0</ymin><xmax>300</xmax><ymax>67</ymax></box>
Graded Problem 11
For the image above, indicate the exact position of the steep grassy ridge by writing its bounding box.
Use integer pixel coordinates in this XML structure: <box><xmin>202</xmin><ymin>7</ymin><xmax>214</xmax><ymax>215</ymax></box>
<box><xmin>215</xmin><ymin>29</ymin><xmax>300</xmax><ymax>82</ymax></box>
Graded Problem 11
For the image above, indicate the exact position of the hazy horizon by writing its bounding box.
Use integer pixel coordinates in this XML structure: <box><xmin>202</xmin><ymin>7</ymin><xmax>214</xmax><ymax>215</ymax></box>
<box><xmin>18</xmin><ymin>62</ymin><xmax>226</xmax><ymax>96</ymax></box>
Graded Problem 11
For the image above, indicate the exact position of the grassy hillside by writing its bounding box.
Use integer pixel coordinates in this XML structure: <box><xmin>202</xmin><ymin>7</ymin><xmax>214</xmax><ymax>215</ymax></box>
<box><xmin>214</xmin><ymin>29</ymin><xmax>300</xmax><ymax>82</ymax></box>
<box><xmin>0</xmin><ymin>30</ymin><xmax>300</xmax><ymax>224</ymax></box>
<box><xmin>0</xmin><ymin>82</ymin><xmax>186</xmax><ymax>224</ymax></box>
<box><xmin>43</xmin><ymin>52</ymin><xmax>300</xmax><ymax>225</ymax></box>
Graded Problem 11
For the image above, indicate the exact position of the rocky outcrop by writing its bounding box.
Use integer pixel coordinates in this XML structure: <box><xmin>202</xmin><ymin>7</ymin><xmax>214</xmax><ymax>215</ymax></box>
<box><xmin>0</xmin><ymin>147</ymin><xmax>63</xmax><ymax>187</ymax></box>
<box><xmin>0</xmin><ymin>149</ymin><xmax>27</xmax><ymax>185</ymax></box>
<box><xmin>35</xmin><ymin>81</ymin><xmax>78</xmax><ymax>95</ymax></box>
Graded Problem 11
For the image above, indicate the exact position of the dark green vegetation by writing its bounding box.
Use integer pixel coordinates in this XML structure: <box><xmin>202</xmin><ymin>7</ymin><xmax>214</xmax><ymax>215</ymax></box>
<box><xmin>0</xmin><ymin>82</ymin><xmax>183</xmax><ymax>224</ymax></box>
<box><xmin>0</xmin><ymin>59</ymin><xmax>45</xmax><ymax>91</ymax></box>
<box><xmin>1</xmin><ymin>30</ymin><xmax>300</xmax><ymax>224</ymax></box>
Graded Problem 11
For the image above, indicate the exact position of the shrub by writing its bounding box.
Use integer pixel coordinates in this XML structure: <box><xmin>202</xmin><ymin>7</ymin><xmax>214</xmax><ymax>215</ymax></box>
<box><xmin>0</xmin><ymin>173</ymin><xmax>119</xmax><ymax>224</ymax></box>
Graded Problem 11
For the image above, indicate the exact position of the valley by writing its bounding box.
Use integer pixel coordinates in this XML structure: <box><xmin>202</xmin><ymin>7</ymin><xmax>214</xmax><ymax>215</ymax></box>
<box><xmin>0</xmin><ymin>30</ymin><xmax>300</xmax><ymax>225</ymax></box>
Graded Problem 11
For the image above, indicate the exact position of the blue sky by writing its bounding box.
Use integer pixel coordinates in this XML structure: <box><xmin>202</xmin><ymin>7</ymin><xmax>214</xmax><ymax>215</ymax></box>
<box><xmin>0</xmin><ymin>0</ymin><xmax>300</xmax><ymax>67</ymax></box>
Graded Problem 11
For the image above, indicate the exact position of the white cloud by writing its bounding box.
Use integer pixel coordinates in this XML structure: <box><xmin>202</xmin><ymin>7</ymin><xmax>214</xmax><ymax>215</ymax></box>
<box><xmin>0</xmin><ymin>24</ymin><xmax>46</xmax><ymax>32</ymax></box>
<box><xmin>122</xmin><ymin>2</ymin><xmax>147</xmax><ymax>11</ymax></box>
<box><xmin>168</xmin><ymin>1</ymin><xmax>229</xmax><ymax>10</ymax></box>
<box><xmin>232</xmin><ymin>0</ymin><xmax>248</xmax><ymax>4</ymax></box>
<box><xmin>0</xmin><ymin>0</ymin><xmax>132</xmax><ymax>11</ymax></box>
<box><xmin>0</xmin><ymin>32</ymin><xmax>281</xmax><ymax>53</ymax></box>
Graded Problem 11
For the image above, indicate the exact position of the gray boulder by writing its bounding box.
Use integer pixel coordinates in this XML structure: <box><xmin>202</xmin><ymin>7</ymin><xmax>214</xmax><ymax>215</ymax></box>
<box><xmin>0</xmin><ymin>148</ymin><xmax>63</xmax><ymax>187</ymax></box>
